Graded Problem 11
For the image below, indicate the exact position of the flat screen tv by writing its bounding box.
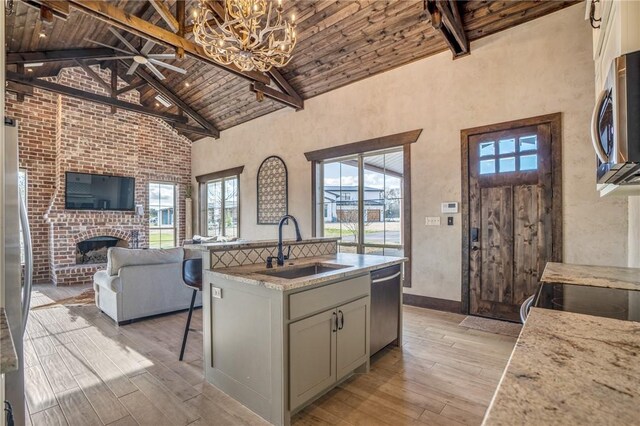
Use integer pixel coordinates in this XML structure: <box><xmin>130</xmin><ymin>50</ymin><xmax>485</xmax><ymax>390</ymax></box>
<box><xmin>65</xmin><ymin>172</ymin><xmax>135</xmax><ymax>211</ymax></box>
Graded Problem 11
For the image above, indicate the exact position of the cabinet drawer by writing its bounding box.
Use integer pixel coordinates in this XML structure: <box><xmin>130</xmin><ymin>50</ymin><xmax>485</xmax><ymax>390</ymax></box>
<box><xmin>288</xmin><ymin>274</ymin><xmax>370</xmax><ymax>321</ymax></box>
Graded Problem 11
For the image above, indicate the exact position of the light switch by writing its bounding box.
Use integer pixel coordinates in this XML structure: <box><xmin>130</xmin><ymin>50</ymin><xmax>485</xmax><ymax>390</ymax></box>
<box><xmin>425</xmin><ymin>216</ymin><xmax>441</xmax><ymax>226</ymax></box>
<box><xmin>211</xmin><ymin>287</ymin><xmax>222</xmax><ymax>299</ymax></box>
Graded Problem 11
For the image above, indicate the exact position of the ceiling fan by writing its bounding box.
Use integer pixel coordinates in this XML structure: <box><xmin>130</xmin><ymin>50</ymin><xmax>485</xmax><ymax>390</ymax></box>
<box><xmin>85</xmin><ymin>27</ymin><xmax>187</xmax><ymax>80</ymax></box>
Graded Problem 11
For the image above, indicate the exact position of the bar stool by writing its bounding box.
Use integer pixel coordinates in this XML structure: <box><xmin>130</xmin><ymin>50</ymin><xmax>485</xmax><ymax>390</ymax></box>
<box><xmin>180</xmin><ymin>257</ymin><xmax>202</xmax><ymax>361</ymax></box>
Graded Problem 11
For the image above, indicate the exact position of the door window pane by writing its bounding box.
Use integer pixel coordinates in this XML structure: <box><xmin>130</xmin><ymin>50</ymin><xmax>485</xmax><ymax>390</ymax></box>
<box><xmin>520</xmin><ymin>154</ymin><xmax>538</xmax><ymax>171</ymax></box>
<box><xmin>499</xmin><ymin>157</ymin><xmax>516</xmax><ymax>173</ymax></box>
<box><xmin>479</xmin><ymin>142</ymin><xmax>495</xmax><ymax>157</ymax></box>
<box><xmin>519</xmin><ymin>135</ymin><xmax>537</xmax><ymax>152</ymax></box>
<box><xmin>498</xmin><ymin>139</ymin><xmax>516</xmax><ymax>154</ymax></box>
<box><xmin>480</xmin><ymin>159</ymin><xmax>496</xmax><ymax>175</ymax></box>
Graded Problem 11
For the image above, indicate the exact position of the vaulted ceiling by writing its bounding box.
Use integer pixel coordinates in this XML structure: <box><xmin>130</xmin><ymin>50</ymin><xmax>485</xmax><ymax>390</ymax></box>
<box><xmin>5</xmin><ymin>0</ymin><xmax>578</xmax><ymax>140</ymax></box>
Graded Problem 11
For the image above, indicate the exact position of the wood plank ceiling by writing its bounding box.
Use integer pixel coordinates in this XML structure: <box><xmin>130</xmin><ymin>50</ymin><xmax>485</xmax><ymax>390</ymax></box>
<box><xmin>5</xmin><ymin>0</ymin><xmax>578</xmax><ymax>140</ymax></box>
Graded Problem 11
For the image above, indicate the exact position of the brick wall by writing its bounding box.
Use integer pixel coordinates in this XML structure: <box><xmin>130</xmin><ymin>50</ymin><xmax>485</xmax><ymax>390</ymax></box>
<box><xmin>5</xmin><ymin>65</ymin><xmax>192</xmax><ymax>285</ymax></box>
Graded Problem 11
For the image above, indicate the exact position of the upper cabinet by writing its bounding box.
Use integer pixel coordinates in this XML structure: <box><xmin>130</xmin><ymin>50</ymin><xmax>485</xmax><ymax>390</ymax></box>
<box><xmin>589</xmin><ymin>0</ymin><xmax>640</xmax><ymax>93</ymax></box>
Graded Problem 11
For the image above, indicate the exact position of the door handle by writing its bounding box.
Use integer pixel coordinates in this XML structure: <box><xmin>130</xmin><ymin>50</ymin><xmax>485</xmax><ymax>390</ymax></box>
<box><xmin>332</xmin><ymin>312</ymin><xmax>337</xmax><ymax>332</ymax></box>
<box><xmin>338</xmin><ymin>310</ymin><xmax>344</xmax><ymax>330</ymax></box>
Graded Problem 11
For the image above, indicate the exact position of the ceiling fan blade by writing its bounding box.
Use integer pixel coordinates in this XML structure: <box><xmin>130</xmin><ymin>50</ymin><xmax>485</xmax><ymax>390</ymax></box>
<box><xmin>145</xmin><ymin>62</ymin><xmax>166</xmax><ymax>80</ymax></box>
<box><xmin>108</xmin><ymin>27</ymin><xmax>139</xmax><ymax>53</ymax></box>
<box><xmin>140</xmin><ymin>40</ymin><xmax>156</xmax><ymax>56</ymax></box>
<box><xmin>148</xmin><ymin>58</ymin><xmax>187</xmax><ymax>75</ymax></box>
<box><xmin>102</xmin><ymin>56</ymin><xmax>138</xmax><ymax>60</ymax></box>
<box><xmin>147</xmin><ymin>54</ymin><xmax>177</xmax><ymax>59</ymax></box>
<box><xmin>126</xmin><ymin>61</ymin><xmax>141</xmax><ymax>76</ymax></box>
<box><xmin>84</xmin><ymin>38</ymin><xmax>134</xmax><ymax>55</ymax></box>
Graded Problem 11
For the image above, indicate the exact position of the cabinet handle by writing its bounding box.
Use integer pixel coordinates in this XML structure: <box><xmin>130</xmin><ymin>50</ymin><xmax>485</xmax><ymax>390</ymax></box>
<box><xmin>338</xmin><ymin>310</ymin><xmax>344</xmax><ymax>330</ymax></box>
<box><xmin>332</xmin><ymin>312</ymin><xmax>337</xmax><ymax>332</ymax></box>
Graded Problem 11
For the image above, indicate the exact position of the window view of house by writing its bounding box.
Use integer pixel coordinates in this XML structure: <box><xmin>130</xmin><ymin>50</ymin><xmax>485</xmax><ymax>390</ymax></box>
<box><xmin>148</xmin><ymin>182</ymin><xmax>176</xmax><ymax>248</ymax></box>
<box><xmin>320</xmin><ymin>149</ymin><xmax>403</xmax><ymax>256</ymax></box>
<box><xmin>205</xmin><ymin>175</ymin><xmax>239</xmax><ymax>238</ymax></box>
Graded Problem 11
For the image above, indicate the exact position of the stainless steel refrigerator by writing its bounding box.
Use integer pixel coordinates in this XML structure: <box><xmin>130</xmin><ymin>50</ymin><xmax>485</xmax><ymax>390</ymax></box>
<box><xmin>4</xmin><ymin>118</ymin><xmax>33</xmax><ymax>426</ymax></box>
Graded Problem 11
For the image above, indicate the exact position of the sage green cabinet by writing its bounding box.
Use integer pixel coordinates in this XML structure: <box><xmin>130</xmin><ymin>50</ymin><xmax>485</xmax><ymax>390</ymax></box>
<box><xmin>289</xmin><ymin>296</ymin><xmax>369</xmax><ymax>410</ymax></box>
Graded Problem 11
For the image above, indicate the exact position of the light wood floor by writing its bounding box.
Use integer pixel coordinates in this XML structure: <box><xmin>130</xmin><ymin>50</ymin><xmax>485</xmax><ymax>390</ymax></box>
<box><xmin>24</xmin><ymin>284</ymin><xmax>516</xmax><ymax>426</ymax></box>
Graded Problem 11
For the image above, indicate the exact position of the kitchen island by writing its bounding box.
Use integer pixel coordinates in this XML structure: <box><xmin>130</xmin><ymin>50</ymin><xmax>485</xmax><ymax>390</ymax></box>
<box><xmin>483</xmin><ymin>262</ymin><xmax>640</xmax><ymax>424</ymax></box>
<box><xmin>197</xmin><ymin>244</ymin><xmax>406</xmax><ymax>426</ymax></box>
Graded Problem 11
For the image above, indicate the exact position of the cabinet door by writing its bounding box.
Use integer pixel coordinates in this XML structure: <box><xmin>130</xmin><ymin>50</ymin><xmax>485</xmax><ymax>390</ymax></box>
<box><xmin>336</xmin><ymin>297</ymin><xmax>369</xmax><ymax>381</ymax></box>
<box><xmin>289</xmin><ymin>308</ymin><xmax>336</xmax><ymax>410</ymax></box>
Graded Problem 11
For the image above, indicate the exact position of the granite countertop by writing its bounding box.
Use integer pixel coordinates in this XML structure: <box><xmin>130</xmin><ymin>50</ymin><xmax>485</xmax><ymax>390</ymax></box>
<box><xmin>541</xmin><ymin>262</ymin><xmax>640</xmax><ymax>291</ymax></box>
<box><xmin>184</xmin><ymin>237</ymin><xmax>339</xmax><ymax>251</ymax></box>
<box><xmin>206</xmin><ymin>253</ymin><xmax>407</xmax><ymax>291</ymax></box>
<box><xmin>1</xmin><ymin>308</ymin><xmax>19</xmax><ymax>375</ymax></box>
<box><xmin>483</xmin><ymin>308</ymin><xmax>640</xmax><ymax>425</ymax></box>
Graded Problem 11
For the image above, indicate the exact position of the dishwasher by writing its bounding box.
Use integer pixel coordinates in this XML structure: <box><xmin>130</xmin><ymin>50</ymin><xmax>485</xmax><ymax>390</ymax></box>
<box><xmin>370</xmin><ymin>264</ymin><xmax>403</xmax><ymax>356</ymax></box>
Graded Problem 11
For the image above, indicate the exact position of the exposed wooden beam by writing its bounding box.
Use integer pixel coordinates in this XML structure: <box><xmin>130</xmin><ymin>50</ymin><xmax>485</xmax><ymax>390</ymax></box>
<box><xmin>425</xmin><ymin>0</ymin><xmax>469</xmax><ymax>58</ymax></box>
<box><xmin>22</xmin><ymin>0</ymin><xmax>69</xmax><ymax>19</ymax></box>
<box><xmin>6</xmin><ymin>71</ymin><xmax>188</xmax><ymax>124</ymax></box>
<box><xmin>268</xmin><ymin>69</ymin><xmax>303</xmax><ymax>105</ymax></box>
<box><xmin>6</xmin><ymin>81</ymin><xmax>34</xmax><ymax>97</ymax></box>
<box><xmin>132</xmin><ymin>64</ymin><xmax>220</xmax><ymax>138</ymax></box>
<box><xmin>75</xmin><ymin>60</ymin><xmax>112</xmax><ymax>92</ymax></box>
<box><xmin>149</xmin><ymin>0</ymin><xmax>179</xmax><ymax>32</ymax></box>
<box><xmin>110</xmin><ymin>62</ymin><xmax>118</xmax><ymax>114</ymax></box>
<box><xmin>172</xmin><ymin>123</ymin><xmax>220</xmax><ymax>140</ymax></box>
<box><xmin>66</xmin><ymin>0</ymin><xmax>270</xmax><ymax>84</ymax></box>
<box><xmin>7</xmin><ymin>48</ymin><xmax>121</xmax><ymax>64</ymax></box>
<box><xmin>251</xmin><ymin>81</ymin><xmax>303</xmax><ymax>111</ymax></box>
<box><xmin>116</xmin><ymin>78</ymin><xmax>147</xmax><ymax>95</ymax></box>
<box><xmin>176</xmin><ymin>0</ymin><xmax>186</xmax><ymax>59</ymax></box>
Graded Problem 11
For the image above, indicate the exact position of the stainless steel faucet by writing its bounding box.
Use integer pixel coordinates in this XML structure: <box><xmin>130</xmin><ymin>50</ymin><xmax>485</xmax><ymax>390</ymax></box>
<box><xmin>267</xmin><ymin>215</ymin><xmax>302</xmax><ymax>268</ymax></box>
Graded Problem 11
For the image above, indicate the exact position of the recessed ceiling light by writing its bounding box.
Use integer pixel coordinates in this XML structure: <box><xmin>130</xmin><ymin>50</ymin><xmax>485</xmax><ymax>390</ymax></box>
<box><xmin>155</xmin><ymin>95</ymin><xmax>172</xmax><ymax>108</ymax></box>
<box><xmin>27</xmin><ymin>68</ymin><xmax>33</xmax><ymax>72</ymax></box>
<box><xmin>155</xmin><ymin>102</ymin><xmax>160</xmax><ymax>107</ymax></box>
<box><xmin>184</xmin><ymin>82</ymin><xmax>190</xmax><ymax>88</ymax></box>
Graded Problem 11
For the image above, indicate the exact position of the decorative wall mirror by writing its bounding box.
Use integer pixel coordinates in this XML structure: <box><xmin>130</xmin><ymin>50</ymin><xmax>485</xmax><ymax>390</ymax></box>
<box><xmin>257</xmin><ymin>156</ymin><xmax>288</xmax><ymax>224</ymax></box>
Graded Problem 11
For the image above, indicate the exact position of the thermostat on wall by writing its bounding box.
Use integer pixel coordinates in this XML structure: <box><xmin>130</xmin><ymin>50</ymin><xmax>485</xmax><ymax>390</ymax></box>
<box><xmin>441</xmin><ymin>202</ymin><xmax>459</xmax><ymax>214</ymax></box>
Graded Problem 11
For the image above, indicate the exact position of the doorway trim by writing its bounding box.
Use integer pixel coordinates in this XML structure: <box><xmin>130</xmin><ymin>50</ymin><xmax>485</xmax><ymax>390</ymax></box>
<box><xmin>460</xmin><ymin>113</ymin><xmax>563</xmax><ymax>314</ymax></box>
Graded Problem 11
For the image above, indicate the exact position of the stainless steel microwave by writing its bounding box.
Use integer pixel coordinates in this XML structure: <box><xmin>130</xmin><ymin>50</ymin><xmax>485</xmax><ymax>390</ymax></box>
<box><xmin>591</xmin><ymin>51</ymin><xmax>640</xmax><ymax>185</ymax></box>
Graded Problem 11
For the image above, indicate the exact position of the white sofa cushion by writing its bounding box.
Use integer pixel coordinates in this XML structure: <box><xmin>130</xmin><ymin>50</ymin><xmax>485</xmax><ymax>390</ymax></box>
<box><xmin>94</xmin><ymin>269</ymin><xmax>122</xmax><ymax>292</ymax></box>
<box><xmin>106</xmin><ymin>247</ymin><xmax>184</xmax><ymax>276</ymax></box>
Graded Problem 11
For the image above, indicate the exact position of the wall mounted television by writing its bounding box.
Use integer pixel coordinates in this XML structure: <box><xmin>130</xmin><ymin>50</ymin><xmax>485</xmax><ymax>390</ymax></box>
<box><xmin>65</xmin><ymin>172</ymin><xmax>135</xmax><ymax>211</ymax></box>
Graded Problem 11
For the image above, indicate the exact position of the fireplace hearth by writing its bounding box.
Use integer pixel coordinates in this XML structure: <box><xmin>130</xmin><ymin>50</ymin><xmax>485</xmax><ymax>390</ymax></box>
<box><xmin>76</xmin><ymin>236</ymin><xmax>127</xmax><ymax>265</ymax></box>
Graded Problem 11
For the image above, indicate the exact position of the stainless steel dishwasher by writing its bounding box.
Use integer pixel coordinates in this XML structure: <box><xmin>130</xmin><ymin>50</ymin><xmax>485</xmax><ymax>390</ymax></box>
<box><xmin>370</xmin><ymin>264</ymin><xmax>402</xmax><ymax>356</ymax></box>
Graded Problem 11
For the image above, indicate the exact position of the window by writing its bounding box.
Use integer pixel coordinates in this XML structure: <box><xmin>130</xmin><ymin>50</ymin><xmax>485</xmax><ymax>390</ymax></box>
<box><xmin>478</xmin><ymin>135</ymin><xmax>539</xmax><ymax>175</ymax></box>
<box><xmin>19</xmin><ymin>169</ymin><xmax>27</xmax><ymax>264</ymax></box>
<box><xmin>317</xmin><ymin>148</ymin><xmax>404</xmax><ymax>257</ymax></box>
<box><xmin>148</xmin><ymin>182</ymin><xmax>176</xmax><ymax>249</ymax></box>
<box><xmin>204</xmin><ymin>176</ymin><xmax>239</xmax><ymax>238</ymax></box>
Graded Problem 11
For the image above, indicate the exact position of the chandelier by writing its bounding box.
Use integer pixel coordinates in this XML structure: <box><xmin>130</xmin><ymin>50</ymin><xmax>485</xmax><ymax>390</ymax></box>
<box><xmin>192</xmin><ymin>0</ymin><xmax>297</xmax><ymax>72</ymax></box>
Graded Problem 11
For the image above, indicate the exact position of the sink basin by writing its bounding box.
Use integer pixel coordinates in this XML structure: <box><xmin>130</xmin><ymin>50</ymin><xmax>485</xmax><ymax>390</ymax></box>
<box><xmin>261</xmin><ymin>263</ymin><xmax>349</xmax><ymax>279</ymax></box>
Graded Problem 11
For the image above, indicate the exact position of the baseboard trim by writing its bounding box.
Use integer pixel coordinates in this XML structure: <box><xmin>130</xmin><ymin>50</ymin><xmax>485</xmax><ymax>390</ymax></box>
<box><xmin>403</xmin><ymin>293</ymin><xmax>462</xmax><ymax>314</ymax></box>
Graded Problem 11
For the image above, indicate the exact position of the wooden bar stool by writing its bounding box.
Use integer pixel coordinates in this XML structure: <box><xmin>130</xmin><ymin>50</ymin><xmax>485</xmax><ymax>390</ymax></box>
<box><xmin>180</xmin><ymin>257</ymin><xmax>202</xmax><ymax>361</ymax></box>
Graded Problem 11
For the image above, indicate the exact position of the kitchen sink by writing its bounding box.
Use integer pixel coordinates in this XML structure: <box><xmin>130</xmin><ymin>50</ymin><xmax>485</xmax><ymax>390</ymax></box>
<box><xmin>261</xmin><ymin>263</ymin><xmax>350</xmax><ymax>279</ymax></box>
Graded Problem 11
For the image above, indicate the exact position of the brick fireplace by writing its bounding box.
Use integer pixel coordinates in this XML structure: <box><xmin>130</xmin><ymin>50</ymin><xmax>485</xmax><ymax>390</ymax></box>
<box><xmin>6</xmin><ymin>65</ymin><xmax>191</xmax><ymax>286</ymax></box>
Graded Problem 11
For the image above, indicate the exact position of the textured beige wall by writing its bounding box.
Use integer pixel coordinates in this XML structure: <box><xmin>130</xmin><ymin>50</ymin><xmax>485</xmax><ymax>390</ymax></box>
<box><xmin>192</xmin><ymin>5</ymin><xmax>629</xmax><ymax>301</ymax></box>
<box><xmin>629</xmin><ymin>197</ymin><xmax>640</xmax><ymax>268</ymax></box>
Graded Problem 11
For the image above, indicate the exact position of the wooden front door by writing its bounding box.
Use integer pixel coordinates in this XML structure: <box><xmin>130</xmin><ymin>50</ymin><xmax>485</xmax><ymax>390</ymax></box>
<box><xmin>462</xmin><ymin>114</ymin><xmax>562</xmax><ymax>321</ymax></box>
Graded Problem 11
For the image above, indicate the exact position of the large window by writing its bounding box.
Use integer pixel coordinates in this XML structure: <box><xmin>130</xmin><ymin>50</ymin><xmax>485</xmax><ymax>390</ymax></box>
<box><xmin>149</xmin><ymin>182</ymin><xmax>176</xmax><ymax>249</ymax></box>
<box><xmin>318</xmin><ymin>149</ymin><xmax>404</xmax><ymax>256</ymax></box>
<box><xmin>203</xmin><ymin>175</ymin><xmax>239</xmax><ymax>238</ymax></box>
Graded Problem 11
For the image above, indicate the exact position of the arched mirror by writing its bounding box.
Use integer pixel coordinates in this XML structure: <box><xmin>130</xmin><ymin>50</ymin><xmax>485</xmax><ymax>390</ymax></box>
<box><xmin>257</xmin><ymin>156</ymin><xmax>288</xmax><ymax>224</ymax></box>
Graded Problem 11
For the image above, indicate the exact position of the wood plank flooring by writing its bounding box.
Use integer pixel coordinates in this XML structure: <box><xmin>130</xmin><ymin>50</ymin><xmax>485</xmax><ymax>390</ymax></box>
<box><xmin>25</xmin><ymin>284</ymin><xmax>516</xmax><ymax>426</ymax></box>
